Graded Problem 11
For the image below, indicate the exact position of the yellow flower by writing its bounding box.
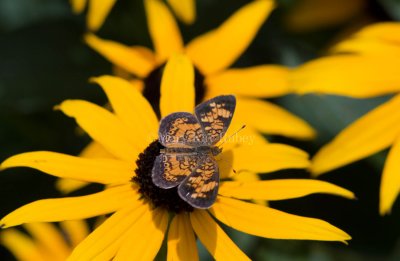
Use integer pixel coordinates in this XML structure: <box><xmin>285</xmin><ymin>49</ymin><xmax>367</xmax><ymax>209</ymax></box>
<box><xmin>70</xmin><ymin>0</ymin><xmax>196</xmax><ymax>31</ymax></box>
<box><xmin>1</xmin><ymin>221</ymin><xmax>89</xmax><ymax>261</ymax></box>
<box><xmin>0</xmin><ymin>57</ymin><xmax>352</xmax><ymax>260</ymax></box>
<box><xmin>290</xmin><ymin>22</ymin><xmax>400</xmax><ymax>215</ymax></box>
<box><xmin>85</xmin><ymin>0</ymin><xmax>315</xmax><ymax>140</ymax></box>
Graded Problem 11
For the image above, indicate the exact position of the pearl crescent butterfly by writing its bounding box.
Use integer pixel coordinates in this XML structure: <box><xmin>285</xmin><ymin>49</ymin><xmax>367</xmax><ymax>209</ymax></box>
<box><xmin>152</xmin><ymin>95</ymin><xmax>236</xmax><ymax>208</ymax></box>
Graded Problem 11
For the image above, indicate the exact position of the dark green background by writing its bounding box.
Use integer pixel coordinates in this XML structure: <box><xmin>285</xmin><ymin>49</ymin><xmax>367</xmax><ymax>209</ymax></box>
<box><xmin>0</xmin><ymin>0</ymin><xmax>399</xmax><ymax>260</ymax></box>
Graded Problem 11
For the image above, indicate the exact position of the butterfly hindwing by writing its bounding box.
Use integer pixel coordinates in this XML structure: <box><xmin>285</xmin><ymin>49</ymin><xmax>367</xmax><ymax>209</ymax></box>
<box><xmin>158</xmin><ymin>112</ymin><xmax>205</xmax><ymax>148</ymax></box>
<box><xmin>178</xmin><ymin>155</ymin><xmax>219</xmax><ymax>209</ymax></box>
<box><xmin>195</xmin><ymin>95</ymin><xmax>236</xmax><ymax>145</ymax></box>
<box><xmin>152</xmin><ymin>153</ymin><xmax>198</xmax><ymax>189</ymax></box>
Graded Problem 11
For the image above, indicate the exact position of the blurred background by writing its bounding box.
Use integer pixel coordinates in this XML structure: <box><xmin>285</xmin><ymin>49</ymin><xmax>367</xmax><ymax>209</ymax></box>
<box><xmin>0</xmin><ymin>0</ymin><xmax>400</xmax><ymax>260</ymax></box>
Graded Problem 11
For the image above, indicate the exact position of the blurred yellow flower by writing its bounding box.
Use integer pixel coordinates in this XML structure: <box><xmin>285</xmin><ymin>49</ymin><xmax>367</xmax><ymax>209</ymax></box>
<box><xmin>285</xmin><ymin>0</ymin><xmax>367</xmax><ymax>32</ymax></box>
<box><xmin>290</xmin><ymin>22</ymin><xmax>400</xmax><ymax>215</ymax></box>
<box><xmin>1</xmin><ymin>57</ymin><xmax>352</xmax><ymax>259</ymax></box>
<box><xmin>70</xmin><ymin>0</ymin><xmax>196</xmax><ymax>31</ymax></box>
<box><xmin>1</xmin><ymin>221</ymin><xmax>89</xmax><ymax>261</ymax></box>
<box><xmin>85</xmin><ymin>0</ymin><xmax>315</xmax><ymax>140</ymax></box>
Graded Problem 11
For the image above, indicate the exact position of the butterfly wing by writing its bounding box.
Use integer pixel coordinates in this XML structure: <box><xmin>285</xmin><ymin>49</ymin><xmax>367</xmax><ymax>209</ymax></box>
<box><xmin>195</xmin><ymin>95</ymin><xmax>236</xmax><ymax>145</ymax></box>
<box><xmin>178</xmin><ymin>155</ymin><xmax>219</xmax><ymax>209</ymax></box>
<box><xmin>152</xmin><ymin>153</ymin><xmax>198</xmax><ymax>189</ymax></box>
<box><xmin>158</xmin><ymin>112</ymin><xmax>206</xmax><ymax>148</ymax></box>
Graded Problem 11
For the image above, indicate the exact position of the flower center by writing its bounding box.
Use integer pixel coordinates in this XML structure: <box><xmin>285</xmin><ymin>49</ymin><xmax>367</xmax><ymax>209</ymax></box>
<box><xmin>132</xmin><ymin>140</ymin><xmax>194</xmax><ymax>213</ymax></box>
<box><xmin>143</xmin><ymin>63</ymin><xmax>206</xmax><ymax>118</ymax></box>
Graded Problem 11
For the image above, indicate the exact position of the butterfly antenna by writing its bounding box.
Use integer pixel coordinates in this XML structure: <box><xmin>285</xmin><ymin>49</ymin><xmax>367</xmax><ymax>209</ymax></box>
<box><xmin>218</xmin><ymin>125</ymin><xmax>246</xmax><ymax>148</ymax></box>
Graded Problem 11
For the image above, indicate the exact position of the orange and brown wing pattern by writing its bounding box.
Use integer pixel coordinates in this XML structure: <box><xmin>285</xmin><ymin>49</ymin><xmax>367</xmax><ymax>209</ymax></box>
<box><xmin>159</xmin><ymin>112</ymin><xmax>205</xmax><ymax>147</ymax></box>
<box><xmin>178</xmin><ymin>156</ymin><xmax>219</xmax><ymax>209</ymax></box>
<box><xmin>195</xmin><ymin>95</ymin><xmax>236</xmax><ymax>145</ymax></box>
<box><xmin>152</xmin><ymin>154</ymin><xmax>198</xmax><ymax>189</ymax></box>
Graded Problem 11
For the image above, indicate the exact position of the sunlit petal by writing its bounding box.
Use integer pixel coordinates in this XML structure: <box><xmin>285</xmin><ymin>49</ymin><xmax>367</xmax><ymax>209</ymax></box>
<box><xmin>190</xmin><ymin>210</ymin><xmax>250</xmax><ymax>260</ymax></box>
<box><xmin>229</xmin><ymin>143</ymin><xmax>310</xmax><ymax>174</ymax></box>
<box><xmin>160</xmin><ymin>54</ymin><xmax>195</xmax><ymax>117</ymax></box>
<box><xmin>114</xmin><ymin>208</ymin><xmax>168</xmax><ymax>260</ymax></box>
<box><xmin>219</xmin><ymin>179</ymin><xmax>355</xmax><ymax>200</ymax></box>
<box><xmin>206</xmin><ymin>65</ymin><xmax>291</xmax><ymax>98</ymax></box>
<box><xmin>380</xmin><ymin>135</ymin><xmax>400</xmax><ymax>215</ymax></box>
<box><xmin>85</xmin><ymin>34</ymin><xmax>155</xmax><ymax>77</ymax></box>
<box><xmin>68</xmin><ymin>202</ymin><xmax>146</xmax><ymax>261</ymax></box>
<box><xmin>70</xmin><ymin>0</ymin><xmax>86</xmax><ymax>13</ymax></box>
<box><xmin>211</xmin><ymin>197</ymin><xmax>351</xmax><ymax>242</ymax></box>
<box><xmin>145</xmin><ymin>0</ymin><xmax>184</xmax><ymax>61</ymax></box>
<box><xmin>60</xmin><ymin>220</ymin><xmax>90</xmax><ymax>247</ymax></box>
<box><xmin>167</xmin><ymin>0</ymin><xmax>196</xmax><ymax>24</ymax></box>
<box><xmin>167</xmin><ymin>213</ymin><xmax>198</xmax><ymax>261</ymax></box>
<box><xmin>92</xmin><ymin>75</ymin><xmax>158</xmax><ymax>146</ymax></box>
<box><xmin>25</xmin><ymin>223</ymin><xmax>70</xmax><ymax>261</ymax></box>
<box><xmin>291</xmin><ymin>55</ymin><xmax>400</xmax><ymax>98</ymax></box>
<box><xmin>312</xmin><ymin>94</ymin><xmax>400</xmax><ymax>175</ymax></box>
<box><xmin>235</xmin><ymin>98</ymin><xmax>316</xmax><ymax>139</ymax></box>
<box><xmin>87</xmin><ymin>0</ymin><xmax>117</xmax><ymax>31</ymax></box>
<box><xmin>1</xmin><ymin>151</ymin><xmax>133</xmax><ymax>184</ymax></box>
<box><xmin>0</xmin><ymin>229</ymin><xmax>46</xmax><ymax>261</ymax></box>
<box><xmin>0</xmin><ymin>185</ymin><xmax>138</xmax><ymax>228</ymax></box>
<box><xmin>57</xmin><ymin>99</ymin><xmax>140</xmax><ymax>162</ymax></box>
<box><xmin>186</xmin><ymin>0</ymin><xmax>275</xmax><ymax>75</ymax></box>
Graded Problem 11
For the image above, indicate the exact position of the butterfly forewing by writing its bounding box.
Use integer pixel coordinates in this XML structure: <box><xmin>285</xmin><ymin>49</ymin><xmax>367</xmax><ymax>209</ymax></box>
<box><xmin>178</xmin><ymin>156</ymin><xmax>219</xmax><ymax>209</ymax></box>
<box><xmin>195</xmin><ymin>95</ymin><xmax>236</xmax><ymax>145</ymax></box>
<box><xmin>152</xmin><ymin>153</ymin><xmax>198</xmax><ymax>189</ymax></box>
<box><xmin>158</xmin><ymin>112</ymin><xmax>205</xmax><ymax>147</ymax></box>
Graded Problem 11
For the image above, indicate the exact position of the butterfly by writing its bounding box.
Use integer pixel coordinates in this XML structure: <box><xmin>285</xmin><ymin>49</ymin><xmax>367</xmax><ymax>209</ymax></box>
<box><xmin>151</xmin><ymin>95</ymin><xmax>236</xmax><ymax>209</ymax></box>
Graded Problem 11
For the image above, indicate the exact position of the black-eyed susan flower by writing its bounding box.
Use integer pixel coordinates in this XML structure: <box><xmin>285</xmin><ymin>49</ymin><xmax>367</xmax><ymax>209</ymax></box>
<box><xmin>1</xmin><ymin>220</ymin><xmax>88</xmax><ymax>261</ymax></box>
<box><xmin>70</xmin><ymin>0</ymin><xmax>195</xmax><ymax>31</ymax></box>
<box><xmin>0</xmin><ymin>56</ymin><xmax>352</xmax><ymax>259</ymax></box>
<box><xmin>85</xmin><ymin>0</ymin><xmax>316</xmax><ymax>140</ymax></box>
<box><xmin>290</xmin><ymin>22</ymin><xmax>400</xmax><ymax>215</ymax></box>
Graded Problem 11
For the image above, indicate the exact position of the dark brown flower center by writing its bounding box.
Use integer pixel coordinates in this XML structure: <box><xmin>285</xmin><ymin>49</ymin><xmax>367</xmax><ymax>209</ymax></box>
<box><xmin>132</xmin><ymin>140</ymin><xmax>194</xmax><ymax>213</ymax></box>
<box><xmin>142</xmin><ymin>63</ymin><xmax>206</xmax><ymax>118</ymax></box>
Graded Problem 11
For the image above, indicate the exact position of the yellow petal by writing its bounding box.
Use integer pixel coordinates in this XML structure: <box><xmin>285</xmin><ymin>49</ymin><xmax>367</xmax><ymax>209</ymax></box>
<box><xmin>86</xmin><ymin>0</ymin><xmax>117</xmax><ymax>31</ymax></box>
<box><xmin>0</xmin><ymin>185</ymin><xmax>138</xmax><ymax>228</ymax></box>
<box><xmin>167</xmin><ymin>213</ymin><xmax>198</xmax><ymax>261</ymax></box>
<box><xmin>1</xmin><ymin>151</ymin><xmax>133</xmax><ymax>184</ymax></box>
<box><xmin>235</xmin><ymin>98</ymin><xmax>316</xmax><ymax>139</ymax></box>
<box><xmin>336</xmin><ymin>22</ymin><xmax>400</xmax><ymax>44</ymax></box>
<box><xmin>160</xmin><ymin>54</ymin><xmax>195</xmax><ymax>117</ymax></box>
<box><xmin>186</xmin><ymin>0</ymin><xmax>275</xmax><ymax>75</ymax></box>
<box><xmin>25</xmin><ymin>223</ymin><xmax>70</xmax><ymax>261</ymax></box>
<box><xmin>211</xmin><ymin>197</ymin><xmax>351</xmax><ymax>242</ymax></box>
<box><xmin>57</xmin><ymin>99</ymin><xmax>140</xmax><ymax>162</ymax></box>
<box><xmin>70</xmin><ymin>0</ymin><xmax>86</xmax><ymax>13</ymax></box>
<box><xmin>229</xmin><ymin>143</ymin><xmax>310</xmax><ymax>174</ymax></box>
<box><xmin>167</xmin><ymin>0</ymin><xmax>196</xmax><ymax>24</ymax></box>
<box><xmin>380</xmin><ymin>135</ymin><xmax>400</xmax><ymax>215</ymax></box>
<box><xmin>56</xmin><ymin>179</ymin><xmax>88</xmax><ymax>194</ymax></box>
<box><xmin>114</xmin><ymin>208</ymin><xmax>168</xmax><ymax>261</ymax></box>
<box><xmin>60</xmin><ymin>220</ymin><xmax>90</xmax><ymax>247</ymax></box>
<box><xmin>190</xmin><ymin>210</ymin><xmax>250</xmax><ymax>261</ymax></box>
<box><xmin>312</xmin><ymin>94</ymin><xmax>400</xmax><ymax>175</ymax></box>
<box><xmin>145</xmin><ymin>0</ymin><xmax>184</xmax><ymax>62</ymax></box>
<box><xmin>0</xmin><ymin>229</ymin><xmax>46</xmax><ymax>261</ymax></box>
<box><xmin>85</xmin><ymin>34</ymin><xmax>155</xmax><ymax>77</ymax></box>
<box><xmin>332</xmin><ymin>38</ymin><xmax>400</xmax><ymax>56</ymax></box>
<box><xmin>68</xmin><ymin>203</ymin><xmax>147</xmax><ymax>260</ymax></box>
<box><xmin>80</xmin><ymin>141</ymin><xmax>116</xmax><ymax>158</ymax></box>
<box><xmin>230</xmin><ymin>171</ymin><xmax>267</xmax><ymax>206</ymax></box>
<box><xmin>206</xmin><ymin>65</ymin><xmax>291</xmax><ymax>98</ymax></box>
<box><xmin>219</xmin><ymin>179</ymin><xmax>355</xmax><ymax>200</ymax></box>
<box><xmin>92</xmin><ymin>75</ymin><xmax>158</xmax><ymax>147</ymax></box>
<box><xmin>291</xmin><ymin>55</ymin><xmax>400</xmax><ymax>98</ymax></box>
